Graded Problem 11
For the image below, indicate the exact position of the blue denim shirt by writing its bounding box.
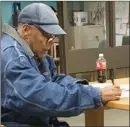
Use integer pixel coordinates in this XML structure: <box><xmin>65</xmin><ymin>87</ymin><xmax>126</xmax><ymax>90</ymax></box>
<box><xmin>1</xmin><ymin>24</ymin><xmax>102</xmax><ymax>127</ymax></box>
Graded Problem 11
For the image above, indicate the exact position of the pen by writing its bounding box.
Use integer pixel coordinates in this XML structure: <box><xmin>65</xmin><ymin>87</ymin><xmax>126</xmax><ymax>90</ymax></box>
<box><xmin>111</xmin><ymin>78</ymin><xmax>114</xmax><ymax>85</ymax></box>
<box><xmin>110</xmin><ymin>69</ymin><xmax>115</xmax><ymax>85</ymax></box>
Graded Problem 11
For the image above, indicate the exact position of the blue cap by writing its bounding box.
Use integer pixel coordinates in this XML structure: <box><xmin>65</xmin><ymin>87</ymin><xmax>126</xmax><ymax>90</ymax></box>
<box><xmin>18</xmin><ymin>3</ymin><xmax>66</xmax><ymax>35</ymax></box>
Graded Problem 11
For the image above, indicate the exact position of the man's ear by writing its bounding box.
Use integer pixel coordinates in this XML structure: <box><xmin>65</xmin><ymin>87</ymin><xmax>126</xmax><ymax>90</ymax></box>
<box><xmin>22</xmin><ymin>24</ymin><xmax>32</xmax><ymax>38</ymax></box>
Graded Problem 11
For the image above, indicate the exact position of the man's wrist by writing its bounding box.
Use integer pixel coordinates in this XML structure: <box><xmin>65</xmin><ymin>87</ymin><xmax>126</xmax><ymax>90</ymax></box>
<box><xmin>100</xmin><ymin>88</ymin><xmax>103</xmax><ymax>96</ymax></box>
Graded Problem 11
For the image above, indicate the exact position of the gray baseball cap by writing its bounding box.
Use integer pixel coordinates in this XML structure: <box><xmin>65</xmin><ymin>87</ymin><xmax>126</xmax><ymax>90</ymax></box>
<box><xmin>18</xmin><ymin>3</ymin><xmax>66</xmax><ymax>35</ymax></box>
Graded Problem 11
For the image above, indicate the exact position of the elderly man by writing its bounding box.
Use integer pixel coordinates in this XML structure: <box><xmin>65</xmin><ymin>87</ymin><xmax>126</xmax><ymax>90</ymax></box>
<box><xmin>1</xmin><ymin>3</ymin><xmax>121</xmax><ymax>127</ymax></box>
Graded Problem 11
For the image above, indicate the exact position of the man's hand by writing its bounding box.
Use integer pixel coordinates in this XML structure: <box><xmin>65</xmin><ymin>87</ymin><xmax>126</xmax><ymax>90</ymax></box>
<box><xmin>100</xmin><ymin>85</ymin><xmax>121</xmax><ymax>104</ymax></box>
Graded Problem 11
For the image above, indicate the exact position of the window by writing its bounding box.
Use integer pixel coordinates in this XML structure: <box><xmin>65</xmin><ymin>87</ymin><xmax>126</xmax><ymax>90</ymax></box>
<box><xmin>66</xmin><ymin>2</ymin><xmax>107</xmax><ymax>50</ymax></box>
<box><xmin>115</xmin><ymin>2</ymin><xmax>129</xmax><ymax>46</ymax></box>
<box><xmin>58</xmin><ymin>1</ymin><xmax>129</xmax><ymax>80</ymax></box>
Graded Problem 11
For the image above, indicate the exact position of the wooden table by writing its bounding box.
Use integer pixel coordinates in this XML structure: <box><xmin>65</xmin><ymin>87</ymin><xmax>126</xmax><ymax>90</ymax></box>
<box><xmin>107</xmin><ymin>98</ymin><xmax>129</xmax><ymax>110</ymax></box>
<box><xmin>85</xmin><ymin>78</ymin><xmax>129</xmax><ymax>126</ymax></box>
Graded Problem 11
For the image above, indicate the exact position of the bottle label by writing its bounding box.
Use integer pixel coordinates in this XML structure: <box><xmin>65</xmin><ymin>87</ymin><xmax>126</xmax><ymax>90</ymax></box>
<box><xmin>96</xmin><ymin>61</ymin><xmax>106</xmax><ymax>70</ymax></box>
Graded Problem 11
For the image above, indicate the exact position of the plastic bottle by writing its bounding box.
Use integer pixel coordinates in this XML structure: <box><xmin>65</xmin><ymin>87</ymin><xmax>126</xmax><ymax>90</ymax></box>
<box><xmin>96</xmin><ymin>53</ymin><xmax>107</xmax><ymax>83</ymax></box>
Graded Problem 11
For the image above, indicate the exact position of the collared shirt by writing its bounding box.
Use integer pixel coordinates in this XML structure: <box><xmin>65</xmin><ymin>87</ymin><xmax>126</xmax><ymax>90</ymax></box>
<box><xmin>1</xmin><ymin>24</ymin><xmax>102</xmax><ymax>127</ymax></box>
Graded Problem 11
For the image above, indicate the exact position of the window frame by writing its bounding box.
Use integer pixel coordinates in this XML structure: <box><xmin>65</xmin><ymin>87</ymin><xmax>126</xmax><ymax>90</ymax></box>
<box><xmin>57</xmin><ymin>1</ymin><xmax>129</xmax><ymax>76</ymax></box>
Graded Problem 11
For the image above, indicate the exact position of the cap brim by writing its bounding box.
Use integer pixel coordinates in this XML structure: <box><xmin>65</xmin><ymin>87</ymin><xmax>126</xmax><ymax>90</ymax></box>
<box><xmin>39</xmin><ymin>24</ymin><xmax>66</xmax><ymax>35</ymax></box>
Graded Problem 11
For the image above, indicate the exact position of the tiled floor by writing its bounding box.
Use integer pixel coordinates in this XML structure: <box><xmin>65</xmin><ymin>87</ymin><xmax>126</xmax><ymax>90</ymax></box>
<box><xmin>59</xmin><ymin>109</ymin><xmax>129</xmax><ymax>126</ymax></box>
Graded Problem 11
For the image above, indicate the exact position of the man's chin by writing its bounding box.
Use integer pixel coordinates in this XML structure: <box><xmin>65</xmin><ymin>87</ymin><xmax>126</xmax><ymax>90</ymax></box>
<box><xmin>40</xmin><ymin>52</ymin><xmax>47</xmax><ymax>58</ymax></box>
<box><xmin>36</xmin><ymin>51</ymin><xmax>47</xmax><ymax>59</ymax></box>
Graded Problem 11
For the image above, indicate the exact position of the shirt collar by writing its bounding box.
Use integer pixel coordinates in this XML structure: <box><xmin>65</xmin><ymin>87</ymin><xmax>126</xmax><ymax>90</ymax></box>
<box><xmin>2</xmin><ymin>24</ymin><xmax>34</xmax><ymax>58</ymax></box>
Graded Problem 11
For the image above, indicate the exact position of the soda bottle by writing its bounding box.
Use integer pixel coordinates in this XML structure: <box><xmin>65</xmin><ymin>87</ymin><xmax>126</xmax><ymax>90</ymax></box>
<box><xmin>96</xmin><ymin>53</ymin><xmax>107</xmax><ymax>83</ymax></box>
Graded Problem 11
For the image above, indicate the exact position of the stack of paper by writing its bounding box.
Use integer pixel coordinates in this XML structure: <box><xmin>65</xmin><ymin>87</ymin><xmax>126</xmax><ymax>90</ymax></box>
<box><xmin>120</xmin><ymin>84</ymin><xmax>129</xmax><ymax>91</ymax></box>
<box><xmin>120</xmin><ymin>84</ymin><xmax>129</xmax><ymax>98</ymax></box>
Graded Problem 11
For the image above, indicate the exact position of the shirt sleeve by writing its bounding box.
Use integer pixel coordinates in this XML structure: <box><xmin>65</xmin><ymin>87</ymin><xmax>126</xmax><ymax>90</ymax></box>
<box><xmin>5</xmin><ymin>56</ymin><xmax>102</xmax><ymax>118</ymax></box>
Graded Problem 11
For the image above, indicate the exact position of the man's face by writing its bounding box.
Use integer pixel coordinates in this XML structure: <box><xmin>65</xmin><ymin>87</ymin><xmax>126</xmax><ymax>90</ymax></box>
<box><xmin>21</xmin><ymin>24</ymin><xmax>56</xmax><ymax>58</ymax></box>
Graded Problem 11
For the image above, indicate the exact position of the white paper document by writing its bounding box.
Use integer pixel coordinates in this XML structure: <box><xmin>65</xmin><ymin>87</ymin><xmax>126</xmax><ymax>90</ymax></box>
<box><xmin>120</xmin><ymin>84</ymin><xmax>129</xmax><ymax>91</ymax></box>
<box><xmin>120</xmin><ymin>91</ymin><xmax>129</xmax><ymax>98</ymax></box>
<box><xmin>120</xmin><ymin>84</ymin><xmax>129</xmax><ymax>98</ymax></box>
<box><xmin>84</xmin><ymin>83</ymin><xmax>129</xmax><ymax>98</ymax></box>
